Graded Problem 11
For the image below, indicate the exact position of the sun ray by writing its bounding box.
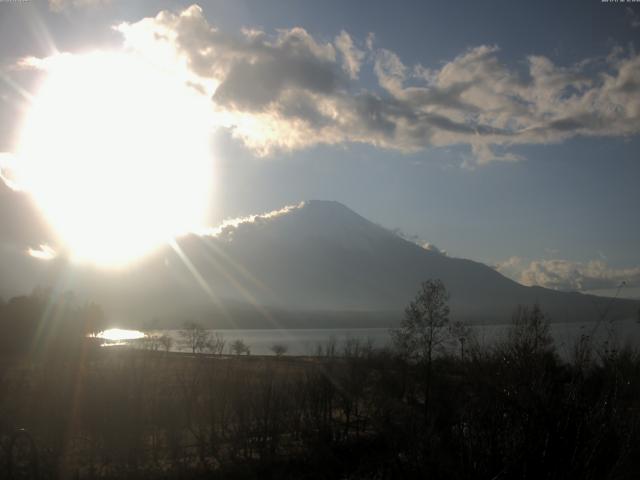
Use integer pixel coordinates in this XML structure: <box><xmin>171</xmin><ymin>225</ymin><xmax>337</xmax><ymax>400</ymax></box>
<box><xmin>0</xmin><ymin>73</ymin><xmax>36</xmax><ymax>104</ymax></box>
<box><xmin>200</xmin><ymin>235</ymin><xmax>275</xmax><ymax>296</ymax></box>
<box><xmin>169</xmin><ymin>238</ymin><xmax>232</xmax><ymax>324</ymax></box>
<box><xmin>194</xmin><ymin>236</ymin><xmax>286</xmax><ymax>330</ymax></box>
<box><xmin>28</xmin><ymin>264</ymin><xmax>74</xmax><ymax>357</ymax></box>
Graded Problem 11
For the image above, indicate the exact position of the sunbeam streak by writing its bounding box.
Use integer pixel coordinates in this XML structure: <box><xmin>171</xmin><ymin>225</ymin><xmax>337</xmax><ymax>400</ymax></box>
<box><xmin>196</xmin><ymin>236</ymin><xmax>283</xmax><ymax>330</ymax></box>
<box><xmin>169</xmin><ymin>238</ymin><xmax>231</xmax><ymax>323</ymax></box>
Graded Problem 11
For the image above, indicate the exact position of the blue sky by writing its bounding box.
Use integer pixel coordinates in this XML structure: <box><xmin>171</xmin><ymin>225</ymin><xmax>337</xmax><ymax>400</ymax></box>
<box><xmin>1</xmin><ymin>0</ymin><xmax>639</xmax><ymax>295</ymax></box>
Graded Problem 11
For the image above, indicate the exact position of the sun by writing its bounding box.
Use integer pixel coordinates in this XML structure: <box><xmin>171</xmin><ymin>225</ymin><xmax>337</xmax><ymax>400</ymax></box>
<box><xmin>16</xmin><ymin>51</ymin><xmax>213</xmax><ymax>267</ymax></box>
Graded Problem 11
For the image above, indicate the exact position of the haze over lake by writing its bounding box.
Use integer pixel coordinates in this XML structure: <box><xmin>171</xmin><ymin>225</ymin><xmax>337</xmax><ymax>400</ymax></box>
<box><xmin>125</xmin><ymin>319</ymin><xmax>640</xmax><ymax>357</ymax></box>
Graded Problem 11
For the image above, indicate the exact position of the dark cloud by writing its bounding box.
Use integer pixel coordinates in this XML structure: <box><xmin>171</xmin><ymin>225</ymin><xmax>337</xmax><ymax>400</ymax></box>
<box><xmin>0</xmin><ymin>181</ymin><xmax>56</xmax><ymax>257</ymax></box>
<box><xmin>213</xmin><ymin>54</ymin><xmax>344</xmax><ymax>110</ymax></box>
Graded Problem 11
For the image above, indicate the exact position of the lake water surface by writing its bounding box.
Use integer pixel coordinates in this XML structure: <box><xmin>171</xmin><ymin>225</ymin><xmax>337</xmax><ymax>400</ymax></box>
<box><xmin>134</xmin><ymin>319</ymin><xmax>640</xmax><ymax>358</ymax></box>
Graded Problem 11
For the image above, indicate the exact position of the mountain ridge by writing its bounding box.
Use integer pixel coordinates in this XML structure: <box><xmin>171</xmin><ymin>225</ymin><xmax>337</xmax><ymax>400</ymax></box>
<box><xmin>2</xmin><ymin>199</ymin><xmax>638</xmax><ymax>328</ymax></box>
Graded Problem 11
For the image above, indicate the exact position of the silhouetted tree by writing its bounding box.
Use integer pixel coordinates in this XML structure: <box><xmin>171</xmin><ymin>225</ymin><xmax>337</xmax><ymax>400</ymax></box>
<box><xmin>179</xmin><ymin>321</ymin><xmax>211</xmax><ymax>354</ymax></box>
<box><xmin>392</xmin><ymin>279</ymin><xmax>450</xmax><ymax>419</ymax></box>
<box><xmin>449</xmin><ymin>320</ymin><xmax>473</xmax><ymax>360</ymax></box>
<box><xmin>142</xmin><ymin>334</ymin><xmax>162</xmax><ymax>351</ymax></box>
<box><xmin>230</xmin><ymin>339</ymin><xmax>250</xmax><ymax>355</ymax></box>
<box><xmin>505</xmin><ymin>303</ymin><xmax>554</xmax><ymax>360</ymax></box>
<box><xmin>0</xmin><ymin>289</ymin><xmax>106</xmax><ymax>357</ymax></box>
<box><xmin>270</xmin><ymin>344</ymin><xmax>288</xmax><ymax>357</ymax></box>
<box><xmin>159</xmin><ymin>334</ymin><xmax>173</xmax><ymax>352</ymax></box>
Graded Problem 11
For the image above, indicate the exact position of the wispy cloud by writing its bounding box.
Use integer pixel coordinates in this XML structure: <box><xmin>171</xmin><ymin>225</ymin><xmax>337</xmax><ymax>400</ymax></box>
<box><xmin>27</xmin><ymin>244</ymin><xmax>57</xmax><ymax>261</ymax></box>
<box><xmin>335</xmin><ymin>30</ymin><xmax>365</xmax><ymax>80</ymax></box>
<box><xmin>391</xmin><ymin>228</ymin><xmax>448</xmax><ymax>255</ymax></box>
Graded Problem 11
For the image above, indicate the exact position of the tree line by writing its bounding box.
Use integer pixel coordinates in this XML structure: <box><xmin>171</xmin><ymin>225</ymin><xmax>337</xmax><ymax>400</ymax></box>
<box><xmin>0</xmin><ymin>281</ymin><xmax>639</xmax><ymax>479</ymax></box>
<box><xmin>0</xmin><ymin>288</ymin><xmax>105</xmax><ymax>359</ymax></box>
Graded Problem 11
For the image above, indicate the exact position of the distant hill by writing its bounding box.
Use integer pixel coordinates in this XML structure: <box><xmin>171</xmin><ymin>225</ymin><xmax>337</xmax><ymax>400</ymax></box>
<box><xmin>3</xmin><ymin>200</ymin><xmax>639</xmax><ymax>328</ymax></box>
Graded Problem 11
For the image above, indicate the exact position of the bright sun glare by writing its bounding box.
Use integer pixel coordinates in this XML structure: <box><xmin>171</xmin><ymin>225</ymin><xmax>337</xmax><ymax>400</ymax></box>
<box><xmin>96</xmin><ymin>328</ymin><xmax>145</xmax><ymax>342</ymax></box>
<box><xmin>16</xmin><ymin>51</ymin><xmax>213</xmax><ymax>266</ymax></box>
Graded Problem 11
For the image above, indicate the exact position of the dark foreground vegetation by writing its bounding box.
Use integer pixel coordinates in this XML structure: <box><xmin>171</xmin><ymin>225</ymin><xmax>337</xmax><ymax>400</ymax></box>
<box><xmin>1</xmin><ymin>284</ymin><xmax>640</xmax><ymax>479</ymax></box>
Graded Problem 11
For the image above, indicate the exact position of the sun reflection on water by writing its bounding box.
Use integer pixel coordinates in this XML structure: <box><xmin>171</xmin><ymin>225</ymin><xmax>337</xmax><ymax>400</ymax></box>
<box><xmin>96</xmin><ymin>328</ymin><xmax>145</xmax><ymax>342</ymax></box>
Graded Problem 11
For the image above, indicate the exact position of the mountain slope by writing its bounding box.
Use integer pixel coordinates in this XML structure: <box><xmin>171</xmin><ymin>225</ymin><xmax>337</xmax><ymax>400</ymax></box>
<box><xmin>142</xmin><ymin>200</ymin><xmax>639</xmax><ymax>325</ymax></box>
<box><xmin>6</xmin><ymin>200</ymin><xmax>638</xmax><ymax>327</ymax></box>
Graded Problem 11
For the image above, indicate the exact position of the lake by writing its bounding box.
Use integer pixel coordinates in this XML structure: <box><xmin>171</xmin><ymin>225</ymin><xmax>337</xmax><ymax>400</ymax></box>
<box><xmin>122</xmin><ymin>318</ymin><xmax>640</xmax><ymax>358</ymax></box>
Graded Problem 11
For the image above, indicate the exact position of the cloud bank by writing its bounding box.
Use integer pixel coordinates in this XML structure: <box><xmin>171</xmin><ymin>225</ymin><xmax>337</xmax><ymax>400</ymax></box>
<box><xmin>496</xmin><ymin>256</ymin><xmax>640</xmax><ymax>291</ymax></box>
<box><xmin>107</xmin><ymin>4</ymin><xmax>640</xmax><ymax>165</ymax></box>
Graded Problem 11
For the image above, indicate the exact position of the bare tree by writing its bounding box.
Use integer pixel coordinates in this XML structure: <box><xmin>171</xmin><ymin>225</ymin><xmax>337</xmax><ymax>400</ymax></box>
<box><xmin>270</xmin><ymin>344</ymin><xmax>288</xmax><ymax>357</ymax></box>
<box><xmin>506</xmin><ymin>303</ymin><xmax>554</xmax><ymax>359</ymax></box>
<box><xmin>179</xmin><ymin>321</ymin><xmax>211</xmax><ymax>354</ymax></box>
<box><xmin>392</xmin><ymin>279</ymin><xmax>450</xmax><ymax>419</ymax></box>
<box><xmin>393</xmin><ymin>280</ymin><xmax>451</xmax><ymax>361</ymax></box>
<box><xmin>159</xmin><ymin>334</ymin><xmax>173</xmax><ymax>352</ymax></box>
<box><xmin>449</xmin><ymin>320</ymin><xmax>473</xmax><ymax>361</ymax></box>
<box><xmin>142</xmin><ymin>334</ymin><xmax>162</xmax><ymax>351</ymax></box>
<box><xmin>315</xmin><ymin>335</ymin><xmax>338</xmax><ymax>357</ymax></box>
<box><xmin>230</xmin><ymin>338</ymin><xmax>250</xmax><ymax>355</ymax></box>
<box><xmin>206</xmin><ymin>332</ymin><xmax>226</xmax><ymax>355</ymax></box>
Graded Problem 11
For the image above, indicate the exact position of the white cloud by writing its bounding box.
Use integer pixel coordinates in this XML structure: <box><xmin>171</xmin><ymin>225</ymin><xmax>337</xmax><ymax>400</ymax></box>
<box><xmin>27</xmin><ymin>244</ymin><xmax>57</xmax><ymax>261</ymax></box>
<box><xmin>200</xmin><ymin>202</ymin><xmax>305</xmax><ymax>240</ymax></box>
<box><xmin>13</xmin><ymin>4</ymin><xmax>640</xmax><ymax>167</ymax></box>
<box><xmin>421</xmin><ymin>242</ymin><xmax>447</xmax><ymax>256</ymax></box>
<box><xmin>496</xmin><ymin>256</ymin><xmax>640</xmax><ymax>291</ymax></box>
<box><xmin>390</xmin><ymin>228</ymin><xmax>447</xmax><ymax>255</ymax></box>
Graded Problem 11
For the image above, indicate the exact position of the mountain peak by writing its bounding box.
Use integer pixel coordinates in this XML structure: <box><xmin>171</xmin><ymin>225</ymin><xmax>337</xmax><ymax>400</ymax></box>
<box><xmin>301</xmin><ymin>199</ymin><xmax>352</xmax><ymax>211</ymax></box>
<box><xmin>275</xmin><ymin>199</ymin><xmax>389</xmax><ymax>240</ymax></box>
